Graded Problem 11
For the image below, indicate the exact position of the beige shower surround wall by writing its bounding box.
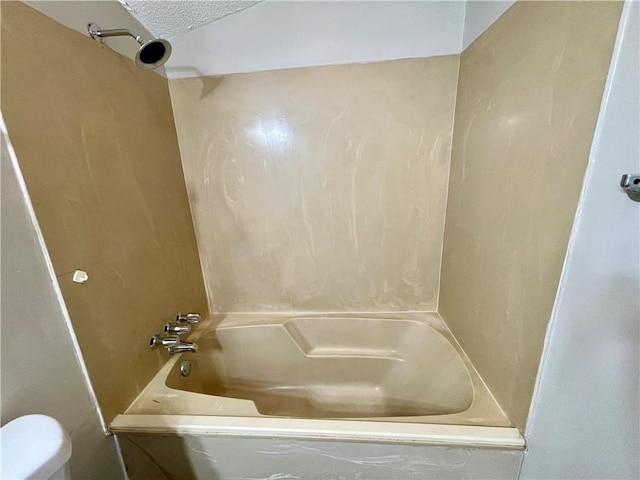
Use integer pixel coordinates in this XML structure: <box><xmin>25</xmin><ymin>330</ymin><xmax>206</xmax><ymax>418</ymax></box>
<box><xmin>440</xmin><ymin>0</ymin><xmax>623</xmax><ymax>431</ymax></box>
<box><xmin>1</xmin><ymin>2</ymin><xmax>208</xmax><ymax>423</ymax></box>
<box><xmin>169</xmin><ymin>57</ymin><xmax>459</xmax><ymax>312</ymax></box>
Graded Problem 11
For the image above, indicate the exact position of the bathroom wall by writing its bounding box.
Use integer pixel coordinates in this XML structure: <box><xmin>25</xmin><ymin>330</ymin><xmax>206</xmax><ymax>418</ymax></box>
<box><xmin>521</xmin><ymin>2</ymin><xmax>639</xmax><ymax>476</ymax></box>
<box><xmin>439</xmin><ymin>0</ymin><xmax>623</xmax><ymax>431</ymax></box>
<box><xmin>1</xmin><ymin>1</ymin><xmax>208</xmax><ymax>423</ymax></box>
<box><xmin>24</xmin><ymin>0</ymin><xmax>154</xmax><ymax>63</ymax></box>
<box><xmin>1</xmin><ymin>122</ymin><xmax>125</xmax><ymax>479</ymax></box>
<box><xmin>169</xmin><ymin>56</ymin><xmax>459</xmax><ymax>312</ymax></box>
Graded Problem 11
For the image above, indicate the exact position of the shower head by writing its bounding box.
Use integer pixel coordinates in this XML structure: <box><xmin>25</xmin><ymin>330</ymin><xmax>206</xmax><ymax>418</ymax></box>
<box><xmin>135</xmin><ymin>38</ymin><xmax>172</xmax><ymax>70</ymax></box>
<box><xmin>88</xmin><ymin>23</ymin><xmax>172</xmax><ymax>70</ymax></box>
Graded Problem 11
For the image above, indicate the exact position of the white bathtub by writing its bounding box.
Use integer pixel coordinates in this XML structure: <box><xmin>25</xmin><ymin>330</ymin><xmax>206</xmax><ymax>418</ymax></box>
<box><xmin>111</xmin><ymin>313</ymin><xmax>523</xmax><ymax>448</ymax></box>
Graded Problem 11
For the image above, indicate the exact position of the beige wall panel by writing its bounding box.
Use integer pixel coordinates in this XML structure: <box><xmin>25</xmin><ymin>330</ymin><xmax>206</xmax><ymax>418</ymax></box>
<box><xmin>1</xmin><ymin>128</ymin><xmax>124</xmax><ymax>479</ymax></box>
<box><xmin>1</xmin><ymin>1</ymin><xmax>208</xmax><ymax>423</ymax></box>
<box><xmin>440</xmin><ymin>1</ymin><xmax>622</xmax><ymax>430</ymax></box>
<box><xmin>170</xmin><ymin>57</ymin><xmax>459</xmax><ymax>312</ymax></box>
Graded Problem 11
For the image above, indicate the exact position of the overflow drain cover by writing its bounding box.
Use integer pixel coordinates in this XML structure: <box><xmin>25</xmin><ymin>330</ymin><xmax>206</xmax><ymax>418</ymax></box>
<box><xmin>180</xmin><ymin>360</ymin><xmax>192</xmax><ymax>377</ymax></box>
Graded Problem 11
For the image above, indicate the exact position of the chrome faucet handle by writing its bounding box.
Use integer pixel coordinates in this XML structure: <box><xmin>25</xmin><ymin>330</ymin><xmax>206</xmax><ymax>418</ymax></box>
<box><xmin>163</xmin><ymin>321</ymin><xmax>191</xmax><ymax>336</ymax></box>
<box><xmin>176</xmin><ymin>313</ymin><xmax>200</xmax><ymax>324</ymax></box>
<box><xmin>149</xmin><ymin>333</ymin><xmax>179</xmax><ymax>349</ymax></box>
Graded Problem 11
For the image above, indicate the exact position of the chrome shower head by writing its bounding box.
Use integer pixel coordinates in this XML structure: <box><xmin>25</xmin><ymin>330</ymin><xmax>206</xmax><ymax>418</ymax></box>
<box><xmin>135</xmin><ymin>38</ymin><xmax>172</xmax><ymax>70</ymax></box>
<box><xmin>88</xmin><ymin>23</ymin><xmax>172</xmax><ymax>70</ymax></box>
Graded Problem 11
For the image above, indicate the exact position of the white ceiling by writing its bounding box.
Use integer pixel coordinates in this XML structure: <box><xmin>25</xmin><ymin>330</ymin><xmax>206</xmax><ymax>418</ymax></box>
<box><xmin>118</xmin><ymin>0</ymin><xmax>262</xmax><ymax>38</ymax></box>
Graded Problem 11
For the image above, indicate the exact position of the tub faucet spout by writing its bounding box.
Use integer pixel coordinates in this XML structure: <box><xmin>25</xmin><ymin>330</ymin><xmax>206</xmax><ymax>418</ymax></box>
<box><xmin>149</xmin><ymin>333</ymin><xmax>197</xmax><ymax>354</ymax></box>
<box><xmin>168</xmin><ymin>341</ymin><xmax>198</xmax><ymax>355</ymax></box>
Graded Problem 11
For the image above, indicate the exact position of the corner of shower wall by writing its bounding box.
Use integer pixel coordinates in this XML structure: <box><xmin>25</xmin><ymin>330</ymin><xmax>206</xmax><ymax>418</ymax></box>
<box><xmin>439</xmin><ymin>0</ymin><xmax>624</xmax><ymax>430</ymax></box>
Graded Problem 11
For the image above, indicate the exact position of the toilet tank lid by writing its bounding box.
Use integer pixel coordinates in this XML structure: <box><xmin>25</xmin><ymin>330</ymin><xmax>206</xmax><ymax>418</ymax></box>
<box><xmin>0</xmin><ymin>414</ymin><xmax>72</xmax><ymax>480</ymax></box>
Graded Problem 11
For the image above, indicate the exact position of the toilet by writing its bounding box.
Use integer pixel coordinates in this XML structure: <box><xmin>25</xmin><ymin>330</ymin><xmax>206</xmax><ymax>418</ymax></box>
<box><xmin>0</xmin><ymin>415</ymin><xmax>72</xmax><ymax>479</ymax></box>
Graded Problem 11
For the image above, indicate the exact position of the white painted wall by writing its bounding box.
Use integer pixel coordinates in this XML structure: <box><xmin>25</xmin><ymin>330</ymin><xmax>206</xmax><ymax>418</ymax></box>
<box><xmin>164</xmin><ymin>0</ymin><xmax>465</xmax><ymax>78</ymax></box>
<box><xmin>462</xmin><ymin>1</ymin><xmax>515</xmax><ymax>50</ymax></box>
<box><xmin>0</xmin><ymin>118</ymin><xmax>126</xmax><ymax>479</ymax></box>
<box><xmin>520</xmin><ymin>2</ymin><xmax>640</xmax><ymax>478</ymax></box>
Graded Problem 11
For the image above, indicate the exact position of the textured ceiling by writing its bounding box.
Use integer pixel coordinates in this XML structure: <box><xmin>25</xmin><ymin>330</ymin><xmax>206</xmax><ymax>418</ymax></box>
<box><xmin>118</xmin><ymin>0</ymin><xmax>262</xmax><ymax>38</ymax></box>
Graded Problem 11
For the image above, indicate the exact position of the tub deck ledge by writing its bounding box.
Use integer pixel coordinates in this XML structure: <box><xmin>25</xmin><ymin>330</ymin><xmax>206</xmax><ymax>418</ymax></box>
<box><xmin>110</xmin><ymin>414</ymin><xmax>524</xmax><ymax>449</ymax></box>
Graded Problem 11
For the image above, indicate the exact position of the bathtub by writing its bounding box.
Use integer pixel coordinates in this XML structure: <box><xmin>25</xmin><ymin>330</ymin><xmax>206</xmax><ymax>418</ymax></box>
<box><xmin>111</xmin><ymin>313</ymin><xmax>524</xmax><ymax>448</ymax></box>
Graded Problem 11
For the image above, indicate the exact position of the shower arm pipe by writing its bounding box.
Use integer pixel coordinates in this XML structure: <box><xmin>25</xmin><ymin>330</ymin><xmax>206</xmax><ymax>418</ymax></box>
<box><xmin>87</xmin><ymin>23</ymin><xmax>172</xmax><ymax>70</ymax></box>
<box><xmin>89</xmin><ymin>26</ymin><xmax>144</xmax><ymax>45</ymax></box>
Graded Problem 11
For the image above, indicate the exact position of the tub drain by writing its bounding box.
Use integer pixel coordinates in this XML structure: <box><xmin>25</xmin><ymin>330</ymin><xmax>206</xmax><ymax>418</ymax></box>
<box><xmin>180</xmin><ymin>360</ymin><xmax>192</xmax><ymax>377</ymax></box>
